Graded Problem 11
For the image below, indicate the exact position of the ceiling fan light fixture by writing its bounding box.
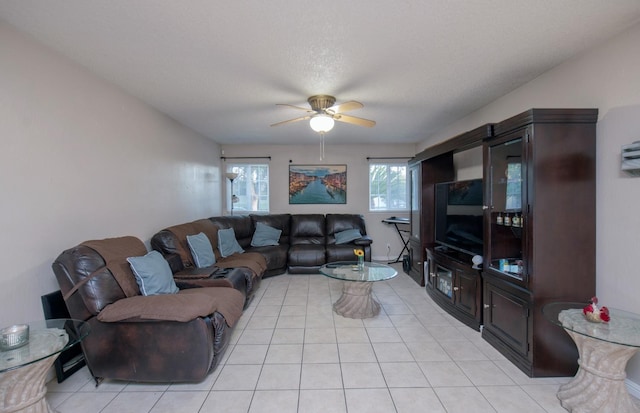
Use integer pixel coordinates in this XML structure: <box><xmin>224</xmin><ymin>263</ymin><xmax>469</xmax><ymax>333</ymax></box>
<box><xmin>309</xmin><ymin>114</ymin><xmax>334</xmax><ymax>133</ymax></box>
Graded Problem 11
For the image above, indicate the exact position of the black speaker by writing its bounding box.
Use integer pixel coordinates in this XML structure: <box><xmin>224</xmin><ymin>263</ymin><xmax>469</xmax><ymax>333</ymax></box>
<box><xmin>402</xmin><ymin>254</ymin><xmax>411</xmax><ymax>274</ymax></box>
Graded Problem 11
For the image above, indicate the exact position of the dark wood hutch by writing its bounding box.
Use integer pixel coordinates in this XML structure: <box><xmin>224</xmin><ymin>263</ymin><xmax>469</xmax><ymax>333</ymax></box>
<box><xmin>409</xmin><ymin>109</ymin><xmax>597</xmax><ymax>377</ymax></box>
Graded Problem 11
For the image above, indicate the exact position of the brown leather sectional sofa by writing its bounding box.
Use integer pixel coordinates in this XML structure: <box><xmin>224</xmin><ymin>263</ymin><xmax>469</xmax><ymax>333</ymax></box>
<box><xmin>52</xmin><ymin>213</ymin><xmax>371</xmax><ymax>385</ymax></box>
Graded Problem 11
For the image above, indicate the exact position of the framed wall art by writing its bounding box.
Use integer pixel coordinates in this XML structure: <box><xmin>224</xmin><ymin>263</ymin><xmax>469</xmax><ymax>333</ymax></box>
<box><xmin>289</xmin><ymin>164</ymin><xmax>347</xmax><ymax>204</ymax></box>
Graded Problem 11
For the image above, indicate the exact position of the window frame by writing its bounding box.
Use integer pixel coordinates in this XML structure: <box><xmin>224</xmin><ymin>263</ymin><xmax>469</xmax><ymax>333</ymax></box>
<box><xmin>226</xmin><ymin>163</ymin><xmax>270</xmax><ymax>214</ymax></box>
<box><xmin>368</xmin><ymin>162</ymin><xmax>409</xmax><ymax>212</ymax></box>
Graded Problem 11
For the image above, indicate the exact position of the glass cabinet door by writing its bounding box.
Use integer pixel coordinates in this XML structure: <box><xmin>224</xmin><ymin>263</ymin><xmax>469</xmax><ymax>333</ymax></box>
<box><xmin>485</xmin><ymin>136</ymin><xmax>526</xmax><ymax>281</ymax></box>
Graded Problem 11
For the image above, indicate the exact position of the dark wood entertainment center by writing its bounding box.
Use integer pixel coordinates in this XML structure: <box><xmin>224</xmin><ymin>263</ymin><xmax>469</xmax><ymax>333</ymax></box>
<box><xmin>409</xmin><ymin>109</ymin><xmax>597</xmax><ymax>377</ymax></box>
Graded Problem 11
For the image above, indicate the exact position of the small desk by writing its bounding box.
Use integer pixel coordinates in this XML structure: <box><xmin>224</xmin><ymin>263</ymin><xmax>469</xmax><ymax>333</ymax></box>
<box><xmin>381</xmin><ymin>217</ymin><xmax>410</xmax><ymax>264</ymax></box>
<box><xmin>0</xmin><ymin>319</ymin><xmax>89</xmax><ymax>413</ymax></box>
<box><xmin>543</xmin><ymin>302</ymin><xmax>640</xmax><ymax>413</ymax></box>
<box><xmin>320</xmin><ymin>261</ymin><xmax>397</xmax><ymax>318</ymax></box>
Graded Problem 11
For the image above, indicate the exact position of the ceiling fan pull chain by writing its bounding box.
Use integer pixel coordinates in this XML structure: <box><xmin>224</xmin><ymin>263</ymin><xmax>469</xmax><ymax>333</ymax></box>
<box><xmin>320</xmin><ymin>132</ymin><xmax>325</xmax><ymax>160</ymax></box>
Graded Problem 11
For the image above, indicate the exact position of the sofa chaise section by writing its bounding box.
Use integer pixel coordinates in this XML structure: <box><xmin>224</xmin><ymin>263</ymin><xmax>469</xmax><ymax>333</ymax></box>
<box><xmin>52</xmin><ymin>236</ymin><xmax>243</xmax><ymax>384</ymax></box>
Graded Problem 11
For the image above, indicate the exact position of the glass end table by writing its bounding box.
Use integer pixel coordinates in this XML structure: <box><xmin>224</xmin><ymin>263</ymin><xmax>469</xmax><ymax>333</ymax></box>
<box><xmin>0</xmin><ymin>319</ymin><xmax>90</xmax><ymax>413</ymax></box>
<box><xmin>320</xmin><ymin>261</ymin><xmax>397</xmax><ymax>319</ymax></box>
<box><xmin>543</xmin><ymin>302</ymin><xmax>640</xmax><ymax>413</ymax></box>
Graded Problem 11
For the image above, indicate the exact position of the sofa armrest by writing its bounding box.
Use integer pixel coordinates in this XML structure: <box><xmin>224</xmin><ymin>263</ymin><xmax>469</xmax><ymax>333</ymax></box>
<box><xmin>97</xmin><ymin>293</ymin><xmax>217</xmax><ymax>323</ymax></box>
<box><xmin>354</xmin><ymin>235</ymin><xmax>373</xmax><ymax>246</ymax></box>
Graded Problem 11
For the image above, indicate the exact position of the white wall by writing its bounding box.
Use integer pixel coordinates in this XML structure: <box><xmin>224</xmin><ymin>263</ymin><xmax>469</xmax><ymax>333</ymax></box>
<box><xmin>220</xmin><ymin>142</ymin><xmax>416</xmax><ymax>261</ymax></box>
<box><xmin>0</xmin><ymin>22</ymin><xmax>223</xmax><ymax>327</ymax></box>
<box><xmin>417</xmin><ymin>22</ymin><xmax>640</xmax><ymax>385</ymax></box>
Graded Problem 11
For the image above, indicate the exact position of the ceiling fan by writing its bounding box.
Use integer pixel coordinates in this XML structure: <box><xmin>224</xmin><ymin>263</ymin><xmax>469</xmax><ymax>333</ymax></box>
<box><xmin>270</xmin><ymin>95</ymin><xmax>376</xmax><ymax>133</ymax></box>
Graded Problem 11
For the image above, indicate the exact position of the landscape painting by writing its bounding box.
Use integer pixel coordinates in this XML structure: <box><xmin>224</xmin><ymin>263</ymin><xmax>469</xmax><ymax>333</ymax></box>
<box><xmin>289</xmin><ymin>165</ymin><xmax>347</xmax><ymax>204</ymax></box>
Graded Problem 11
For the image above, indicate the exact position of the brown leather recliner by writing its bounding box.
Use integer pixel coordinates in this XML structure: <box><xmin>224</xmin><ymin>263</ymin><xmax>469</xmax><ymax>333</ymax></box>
<box><xmin>52</xmin><ymin>236</ymin><xmax>244</xmax><ymax>384</ymax></box>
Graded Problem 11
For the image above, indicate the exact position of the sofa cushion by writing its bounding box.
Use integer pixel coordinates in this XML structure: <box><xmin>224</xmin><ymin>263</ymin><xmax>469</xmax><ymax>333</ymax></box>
<box><xmin>97</xmin><ymin>287</ymin><xmax>244</xmax><ymax>326</ymax></box>
<box><xmin>127</xmin><ymin>251</ymin><xmax>179</xmax><ymax>296</ymax></box>
<box><xmin>218</xmin><ymin>227</ymin><xmax>245</xmax><ymax>257</ymax></box>
<box><xmin>251</xmin><ymin>222</ymin><xmax>282</xmax><ymax>247</ymax></box>
<box><xmin>334</xmin><ymin>228</ymin><xmax>362</xmax><ymax>244</ymax></box>
<box><xmin>187</xmin><ymin>232</ymin><xmax>216</xmax><ymax>267</ymax></box>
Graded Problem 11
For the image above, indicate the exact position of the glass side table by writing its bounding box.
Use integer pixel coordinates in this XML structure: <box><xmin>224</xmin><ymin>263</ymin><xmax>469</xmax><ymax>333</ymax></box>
<box><xmin>320</xmin><ymin>261</ymin><xmax>397</xmax><ymax>318</ymax></box>
<box><xmin>0</xmin><ymin>319</ymin><xmax>90</xmax><ymax>413</ymax></box>
<box><xmin>543</xmin><ymin>302</ymin><xmax>640</xmax><ymax>413</ymax></box>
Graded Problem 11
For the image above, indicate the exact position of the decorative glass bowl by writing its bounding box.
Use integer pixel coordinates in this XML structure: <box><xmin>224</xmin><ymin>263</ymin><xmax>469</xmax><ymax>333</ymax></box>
<box><xmin>0</xmin><ymin>324</ymin><xmax>29</xmax><ymax>350</ymax></box>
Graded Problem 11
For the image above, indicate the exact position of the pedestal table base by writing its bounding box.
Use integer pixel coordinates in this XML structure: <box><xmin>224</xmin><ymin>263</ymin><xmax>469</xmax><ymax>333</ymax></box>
<box><xmin>333</xmin><ymin>281</ymin><xmax>380</xmax><ymax>319</ymax></box>
<box><xmin>558</xmin><ymin>330</ymin><xmax>640</xmax><ymax>413</ymax></box>
<box><xmin>0</xmin><ymin>354</ymin><xmax>60</xmax><ymax>413</ymax></box>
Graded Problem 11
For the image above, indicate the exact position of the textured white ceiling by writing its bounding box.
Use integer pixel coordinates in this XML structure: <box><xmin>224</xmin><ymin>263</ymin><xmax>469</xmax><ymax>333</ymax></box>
<box><xmin>2</xmin><ymin>0</ymin><xmax>640</xmax><ymax>146</ymax></box>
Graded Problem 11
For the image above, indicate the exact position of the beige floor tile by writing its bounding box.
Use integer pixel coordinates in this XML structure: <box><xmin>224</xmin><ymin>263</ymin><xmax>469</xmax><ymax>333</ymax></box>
<box><xmin>264</xmin><ymin>343</ymin><xmax>303</xmax><ymax>364</ymax></box>
<box><xmin>372</xmin><ymin>342</ymin><xmax>415</xmax><ymax>362</ymax></box>
<box><xmin>237</xmin><ymin>328</ymin><xmax>274</xmax><ymax>345</ymax></box>
<box><xmin>300</xmin><ymin>363</ymin><xmax>343</xmax><ymax>389</ymax></box>
<box><xmin>336</xmin><ymin>327</ymin><xmax>369</xmax><ymax>343</ymax></box>
<box><xmin>298</xmin><ymin>389</ymin><xmax>347</xmax><ymax>413</ymax></box>
<box><xmin>227</xmin><ymin>344</ymin><xmax>269</xmax><ymax>364</ymax></box>
<box><xmin>303</xmin><ymin>343</ymin><xmax>340</xmax><ymax>363</ymax></box>
<box><xmin>54</xmin><ymin>392</ymin><xmax>117</xmax><ymax>413</ymax></box>
<box><xmin>441</xmin><ymin>340</ymin><xmax>489</xmax><ymax>361</ymax></box>
<box><xmin>212</xmin><ymin>364</ymin><xmax>262</xmax><ymax>390</ymax></box>
<box><xmin>366</xmin><ymin>327</ymin><xmax>403</xmax><ymax>343</ymax></box>
<box><xmin>280</xmin><ymin>304</ymin><xmax>306</xmax><ymax>316</ymax></box>
<box><xmin>380</xmin><ymin>362</ymin><xmax>430</xmax><ymax>388</ymax></box>
<box><xmin>245</xmin><ymin>315</ymin><xmax>278</xmax><ymax>329</ymax></box>
<box><xmin>344</xmin><ymin>388</ymin><xmax>396</xmax><ymax>413</ymax></box>
<box><xmin>520</xmin><ymin>384</ymin><xmax>567</xmax><ymax>413</ymax></box>
<box><xmin>304</xmin><ymin>327</ymin><xmax>337</xmax><ymax>343</ymax></box>
<box><xmin>148</xmin><ymin>391</ymin><xmax>208</xmax><ymax>413</ymax></box>
<box><xmin>477</xmin><ymin>385</ymin><xmax>546</xmax><ymax>413</ymax></box>
<box><xmin>456</xmin><ymin>361</ymin><xmax>515</xmax><ymax>386</ymax></box>
<box><xmin>418</xmin><ymin>361</ymin><xmax>473</xmax><ymax>387</ymax></box>
<box><xmin>390</xmin><ymin>388</ymin><xmax>446</xmax><ymax>413</ymax></box>
<box><xmin>271</xmin><ymin>328</ymin><xmax>304</xmax><ymax>344</ymax></box>
<box><xmin>248</xmin><ymin>390</ymin><xmax>298</xmax><ymax>413</ymax></box>
<box><xmin>338</xmin><ymin>343</ymin><xmax>377</xmax><ymax>362</ymax></box>
<box><xmin>256</xmin><ymin>364</ymin><xmax>301</xmax><ymax>390</ymax></box>
<box><xmin>341</xmin><ymin>362</ymin><xmax>387</xmax><ymax>388</ymax></box>
<box><xmin>201</xmin><ymin>390</ymin><xmax>253</xmax><ymax>413</ymax></box>
<box><xmin>435</xmin><ymin>386</ymin><xmax>497</xmax><ymax>413</ymax></box>
<box><xmin>100</xmin><ymin>392</ymin><xmax>163</xmax><ymax>413</ymax></box>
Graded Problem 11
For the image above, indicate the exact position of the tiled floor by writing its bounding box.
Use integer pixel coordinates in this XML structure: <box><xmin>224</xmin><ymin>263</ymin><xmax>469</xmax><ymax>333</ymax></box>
<box><xmin>47</xmin><ymin>264</ymin><xmax>579</xmax><ymax>412</ymax></box>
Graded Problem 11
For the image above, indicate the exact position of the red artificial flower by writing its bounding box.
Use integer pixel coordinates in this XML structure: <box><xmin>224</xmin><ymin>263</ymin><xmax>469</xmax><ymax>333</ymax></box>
<box><xmin>600</xmin><ymin>306</ymin><xmax>610</xmax><ymax>323</ymax></box>
<box><xmin>583</xmin><ymin>304</ymin><xmax>594</xmax><ymax>315</ymax></box>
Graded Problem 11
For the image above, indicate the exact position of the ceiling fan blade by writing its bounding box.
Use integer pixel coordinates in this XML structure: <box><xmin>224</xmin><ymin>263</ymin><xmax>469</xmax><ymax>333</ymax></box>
<box><xmin>270</xmin><ymin>115</ymin><xmax>311</xmax><ymax>127</ymax></box>
<box><xmin>276</xmin><ymin>103</ymin><xmax>314</xmax><ymax>113</ymax></box>
<box><xmin>333</xmin><ymin>113</ymin><xmax>376</xmax><ymax>128</ymax></box>
<box><xmin>326</xmin><ymin>100</ymin><xmax>363</xmax><ymax>114</ymax></box>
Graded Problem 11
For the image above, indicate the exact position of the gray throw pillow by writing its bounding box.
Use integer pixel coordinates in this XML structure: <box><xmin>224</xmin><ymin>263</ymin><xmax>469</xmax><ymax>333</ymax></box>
<box><xmin>251</xmin><ymin>222</ymin><xmax>282</xmax><ymax>247</ymax></box>
<box><xmin>335</xmin><ymin>228</ymin><xmax>362</xmax><ymax>244</ymax></box>
<box><xmin>186</xmin><ymin>232</ymin><xmax>216</xmax><ymax>268</ymax></box>
<box><xmin>218</xmin><ymin>227</ymin><xmax>244</xmax><ymax>257</ymax></box>
<box><xmin>127</xmin><ymin>250</ymin><xmax>179</xmax><ymax>296</ymax></box>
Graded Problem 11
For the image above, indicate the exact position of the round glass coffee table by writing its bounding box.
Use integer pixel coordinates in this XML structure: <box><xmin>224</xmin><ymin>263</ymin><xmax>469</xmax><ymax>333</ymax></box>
<box><xmin>320</xmin><ymin>261</ymin><xmax>397</xmax><ymax>318</ymax></box>
<box><xmin>0</xmin><ymin>319</ymin><xmax>90</xmax><ymax>413</ymax></box>
<box><xmin>543</xmin><ymin>302</ymin><xmax>640</xmax><ymax>413</ymax></box>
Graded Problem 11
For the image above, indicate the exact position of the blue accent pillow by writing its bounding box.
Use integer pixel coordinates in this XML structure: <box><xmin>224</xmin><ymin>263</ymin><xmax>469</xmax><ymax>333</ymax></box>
<box><xmin>127</xmin><ymin>251</ymin><xmax>179</xmax><ymax>296</ymax></box>
<box><xmin>186</xmin><ymin>232</ymin><xmax>216</xmax><ymax>268</ymax></box>
<box><xmin>218</xmin><ymin>227</ymin><xmax>244</xmax><ymax>257</ymax></box>
<box><xmin>335</xmin><ymin>228</ymin><xmax>362</xmax><ymax>244</ymax></box>
<box><xmin>251</xmin><ymin>222</ymin><xmax>282</xmax><ymax>247</ymax></box>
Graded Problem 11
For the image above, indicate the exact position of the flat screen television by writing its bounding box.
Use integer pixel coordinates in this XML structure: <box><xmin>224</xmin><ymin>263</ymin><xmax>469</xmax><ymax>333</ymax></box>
<box><xmin>434</xmin><ymin>179</ymin><xmax>484</xmax><ymax>256</ymax></box>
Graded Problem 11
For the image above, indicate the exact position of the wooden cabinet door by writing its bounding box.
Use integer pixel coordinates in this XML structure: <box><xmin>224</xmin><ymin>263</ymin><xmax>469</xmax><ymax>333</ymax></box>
<box><xmin>483</xmin><ymin>279</ymin><xmax>529</xmax><ymax>357</ymax></box>
<box><xmin>454</xmin><ymin>269</ymin><xmax>479</xmax><ymax>318</ymax></box>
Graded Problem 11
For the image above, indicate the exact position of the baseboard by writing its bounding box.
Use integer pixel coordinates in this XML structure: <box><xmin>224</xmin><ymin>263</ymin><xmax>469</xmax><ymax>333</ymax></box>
<box><xmin>627</xmin><ymin>378</ymin><xmax>640</xmax><ymax>400</ymax></box>
<box><xmin>372</xmin><ymin>255</ymin><xmax>400</xmax><ymax>263</ymax></box>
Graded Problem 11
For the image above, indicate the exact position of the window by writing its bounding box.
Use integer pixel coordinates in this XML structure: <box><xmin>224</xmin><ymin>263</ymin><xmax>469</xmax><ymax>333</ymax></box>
<box><xmin>226</xmin><ymin>163</ymin><xmax>269</xmax><ymax>213</ymax></box>
<box><xmin>369</xmin><ymin>163</ymin><xmax>408</xmax><ymax>211</ymax></box>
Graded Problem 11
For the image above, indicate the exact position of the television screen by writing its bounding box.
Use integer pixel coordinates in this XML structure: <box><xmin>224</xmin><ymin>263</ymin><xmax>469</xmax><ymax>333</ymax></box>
<box><xmin>434</xmin><ymin>179</ymin><xmax>484</xmax><ymax>256</ymax></box>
